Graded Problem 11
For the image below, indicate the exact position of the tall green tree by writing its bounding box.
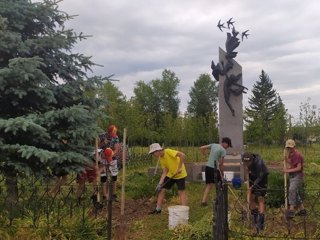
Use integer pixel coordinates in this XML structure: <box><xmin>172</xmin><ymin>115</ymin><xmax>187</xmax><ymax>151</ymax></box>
<box><xmin>0</xmin><ymin>0</ymin><xmax>104</xmax><ymax>201</ymax></box>
<box><xmin>99</xmin><ymin>81</ymin><xmax>128</xmax><ymax>131</ymax></box>
<box><xmin>245</xmin><ymin>70</ymin><xmax>279</xmax><ymax>144</ymax></box>
<box><xmin>133</xmin><ymin>69</ymin><xmax>180</xmax><ymax>130</ymax></box>
<box><xmin>296</xmin><ymin>98</ymin><xmax>320</xmax><ymax>151</ymax></box>
<box><xmin>270</xmin><ymin>96</ymin><xmax>288</xmax><ymax>144</ymax></box>
<box><xmin>187</xmin><ymin>73</ymin><xmax>218</xmax><ymax>122</ymax></box>
<box><xmin>154</xmin><ymin>69</ymin><xmax>180</xmax><ymax>118</ymax></box>
<box><xmin>133</xmin><ymin>80</ymin><xmax>159</xmax><ymax>130</ymax></box>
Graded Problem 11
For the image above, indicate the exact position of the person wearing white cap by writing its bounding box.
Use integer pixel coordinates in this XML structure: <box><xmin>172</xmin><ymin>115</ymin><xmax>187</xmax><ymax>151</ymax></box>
<box><xmin>148</xmin><ymin>143</ymin><xmax>187</xmax><ymax>214</ymax></box>
<box><xmin>283</xmin><ymin>139</ymin><xmax>306</xmax><ymax>218</ymax></box>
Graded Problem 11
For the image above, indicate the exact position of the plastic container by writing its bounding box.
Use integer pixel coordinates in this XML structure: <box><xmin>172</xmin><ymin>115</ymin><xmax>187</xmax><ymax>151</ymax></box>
<box><xmin>224</xmin><ymin>171</ymin><xmax>234</xmax><ymax>181</ymax></box>
<box><xmin>168</xmin><ymin>205</ymin><xmax>189</xmax><ymax>229</ymax></box>
<box><xmin>232</xmin><ymin>177</ymin><xmax>242</xmax><ymax>189</ymax></box>
<box><xmin>202</xmin><ymin>171</ymin><xmax>206</xmax><ymax>182</ymax></box>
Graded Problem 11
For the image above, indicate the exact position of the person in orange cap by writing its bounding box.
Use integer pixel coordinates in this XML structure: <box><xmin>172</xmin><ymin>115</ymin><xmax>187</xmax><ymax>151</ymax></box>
<box><xmin>100</xmin><ymin>148</ymin><xmax>118</xmax><ymax>202</ymax></box>
<box><xmin>99</xmin><ymin>124</ymin><xmax>120</xmax><ymax>201</ymax></box>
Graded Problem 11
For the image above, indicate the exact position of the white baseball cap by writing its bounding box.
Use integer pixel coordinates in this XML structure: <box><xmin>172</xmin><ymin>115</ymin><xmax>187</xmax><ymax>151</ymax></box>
<box><xmin>285</xmin><ymin>139</ymin><xmax>296</xmax><ymax>148</ymax></box>
<box><xmin>149</xmin><ymin>143</ymin><xmax>163</xmax><ymax>154</ymax></box>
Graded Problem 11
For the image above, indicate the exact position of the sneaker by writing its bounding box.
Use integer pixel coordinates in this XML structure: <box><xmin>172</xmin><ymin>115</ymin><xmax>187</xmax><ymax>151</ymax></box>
<box><xmin>287</xmin><ymin>210</ymin><xmax>295</xmax><ymax>218</ymax></box>
<box><xmin>201</xmin><ymin>202</ymin><xmax>208</xmax><ymax>207</ymax></box>
<box><xmin>148</xmin><ymin>209</ymin><xmax>161</xmax><ymax>214</ymax></box>
<box><xmin>296</xmin><ymin>209</ymin><xmax>307</xmax><ymax>216</ymax></box>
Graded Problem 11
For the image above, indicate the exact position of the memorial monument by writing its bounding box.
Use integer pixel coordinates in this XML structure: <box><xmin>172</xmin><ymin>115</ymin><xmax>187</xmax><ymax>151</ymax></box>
<box><xmin>211</xmin><ymin>18</ymin><xmax>249</xmax><ymax>180</ymax></box>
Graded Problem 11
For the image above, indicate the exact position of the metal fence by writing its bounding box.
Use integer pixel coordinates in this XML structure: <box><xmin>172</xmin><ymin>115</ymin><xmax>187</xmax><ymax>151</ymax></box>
<box><xmin>0</xmin><ymin>150</ymin><xmax>153</xmax><ymax>239</ymax></box>
<box><xmin>225</xmin><ymin>183</ymin><xmax>320</xmax><ymax>239</ymax></box>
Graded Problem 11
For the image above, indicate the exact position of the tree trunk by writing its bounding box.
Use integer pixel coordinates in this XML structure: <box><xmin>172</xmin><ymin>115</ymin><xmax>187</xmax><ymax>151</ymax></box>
<box><xmin>5</xmin><ymin>173</ymin><xmax>19</xmax><ymax>208</ymax></box>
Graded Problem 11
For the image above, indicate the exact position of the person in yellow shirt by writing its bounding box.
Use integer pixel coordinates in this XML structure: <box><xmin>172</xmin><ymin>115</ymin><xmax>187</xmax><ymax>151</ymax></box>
<box><xmin>148</xmin><ymin>143</ymin><xmax>187</xmax><ymax>214</ymax></box>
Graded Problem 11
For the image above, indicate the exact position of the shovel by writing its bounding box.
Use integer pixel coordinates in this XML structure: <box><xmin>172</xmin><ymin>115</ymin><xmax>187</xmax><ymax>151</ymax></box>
<box><xmin>114</xmin><ymin>128</ymin><xmax>128</xmax><ymax>240</ymax></box>
<box><xmin>283</xmin><ymin>149</ymin><xmax>288</xmax><ymax>210</ymax></box>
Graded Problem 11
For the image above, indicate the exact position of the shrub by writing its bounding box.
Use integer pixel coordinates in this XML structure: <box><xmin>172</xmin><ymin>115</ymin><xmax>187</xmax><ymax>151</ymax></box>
<box><xmin>125</xmin><ymin>171</ymin><xmax>159</xmax><ymax>199</ymax></box>
<box><xmin>125</xmin><ymin>171</ymin><xmax>177</xmax><ymax>199</ymax></box>
<box><xmin>266</xmin><ymin>172</ymin><xmax>284</xmax><ymax>208</ymax></box>
<box><xmin>171</xmin><ymin>212</ymin><xmax>212</xmax><ymax>240</ymax></box>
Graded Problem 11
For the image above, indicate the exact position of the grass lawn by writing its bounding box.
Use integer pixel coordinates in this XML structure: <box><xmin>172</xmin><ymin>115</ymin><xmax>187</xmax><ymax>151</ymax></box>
<box><xmin>124</xmin><ymin>144</ymin><xmax>320</xmax><ymax>239</ymax></box>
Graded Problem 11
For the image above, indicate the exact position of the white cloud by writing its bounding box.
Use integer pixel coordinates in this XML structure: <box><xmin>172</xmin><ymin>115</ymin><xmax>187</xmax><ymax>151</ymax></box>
<box><xmin>59</xmin><ymin>0</ymin><xmax>320</xmax><ymax>118</ymax></box>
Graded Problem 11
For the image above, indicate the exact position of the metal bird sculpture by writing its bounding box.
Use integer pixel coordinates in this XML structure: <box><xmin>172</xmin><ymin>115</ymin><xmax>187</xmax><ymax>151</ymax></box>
<box><xmin>225</xmin><ymin>32</ymin><xmax>240</xmax><ymax>59</ymax></box>
<box><xmin>227</xmin><ymin>18</ymin><xmax>235</xmax><ymax>29</ymax></box>
<box><xmin>211</xmin><ymin>60</ymin><xmax>222</xmax><ymax>81</ymax></box>
<box><xmin>217</xmin><ymin>19</ymin><xmax>226</xmax><ymax>32</ymax></box>
<box><xmin>212</xmin><ymin>18</ymin><xmax>250</xmax><ymax>116</ymax></box>
<box><xmin>232</xmin><ymin>27</ymin><xmax>239</xmax><ymax>38</ymax></box>
<box><xmin>221</xmin><ymin>60</ymin><xmax>233</xmax><ymax>74</ymax></box>
<box><xmin>241</xmin><ymin>30</ymin><xmax>249</xmax><ymax>41</ymax></box>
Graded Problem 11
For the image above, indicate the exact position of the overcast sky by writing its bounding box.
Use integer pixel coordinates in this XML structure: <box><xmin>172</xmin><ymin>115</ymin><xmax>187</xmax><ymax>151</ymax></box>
<box><xmin>59</xmin><ymin>0</ymin><xmax>320</xmax><ymax>120</ymax></box>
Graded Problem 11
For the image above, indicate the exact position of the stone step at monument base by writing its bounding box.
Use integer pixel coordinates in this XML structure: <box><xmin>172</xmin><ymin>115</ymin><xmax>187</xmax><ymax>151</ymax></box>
<box><xmin>223</xmin><ymin>154</ymin><xmax>243</xmax><ymax>181</ymax></box>
<box><xmin>223</xmin><ymin>155</ymin><xmax>242</xmax><ymax>163</ymax></box>
<box><xmin>223</xmin><ymin>162</ymin><xmax>241</xmax><ymax>172</ymax></box>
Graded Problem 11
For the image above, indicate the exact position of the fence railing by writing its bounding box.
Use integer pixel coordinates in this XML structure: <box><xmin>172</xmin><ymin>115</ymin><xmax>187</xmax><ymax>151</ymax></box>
<box><xmin>226</xmin><ymin>184</ymin><xmax>320</xmax><ymax>239</ymax></box>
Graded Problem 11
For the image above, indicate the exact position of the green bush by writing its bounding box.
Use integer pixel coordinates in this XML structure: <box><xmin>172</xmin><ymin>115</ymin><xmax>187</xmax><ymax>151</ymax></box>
<box><xmin>266</xmin><ymin>172</ymin><xmax>284</xmax><ymax>208</ymax></box>
<box><xmin>266</xmin><ymin>171</ymin><xmax>308</xmax><ymax>208</ymax></box>
<box><xmin>126</xmin><ymin>171</ymin><xmax>159</xmax><ymax>199</ymax></box>
<box><xmin>171</xmin><ymin>212</ymin><xmax>212</xmax><ymax>240</ymax></box>
<box><xmin>125</xmin><ymin>171</ymin><xmax>177</xmax><ymax>200</ymax></box>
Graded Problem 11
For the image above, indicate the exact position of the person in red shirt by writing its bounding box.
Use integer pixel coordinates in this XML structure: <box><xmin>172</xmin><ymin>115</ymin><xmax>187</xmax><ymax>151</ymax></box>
<box><xmin>283</xmin><ymin>139</ymin><xmax>306</xmax><ymax>218</ymax></box>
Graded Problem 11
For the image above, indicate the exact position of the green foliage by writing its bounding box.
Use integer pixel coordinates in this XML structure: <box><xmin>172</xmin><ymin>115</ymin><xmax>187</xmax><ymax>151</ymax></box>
<box><xmin>0</xmin><ymin>0</ymin><xmax>106</xmax><ymax>177</ymax></box>
<box><xmin>133</xmin><ymin>69</ymin><xmax>180</xmax><ymax>129</ymax></box>
<box><xmin>125</xmin><ymin>171</ymin><xmax>176</xmax><ymax>199</ymax></box>
<box><xmin>125</xmin><ymin>171</ymin><xmax>159</xmax><ymax>199</ymax></box>
<box><xmin>266</xmin><ymin>171</ymin><xmax>284</xmax><ymax>208</ymax></box>
<box><xmin>0</xmin><ymin>213</ymin><xmax>106</xmax><ymax>240</ymax></box>
<box><xmin>245</xmin><ymin>70</ymin><xmax>286</xmax><ymax>145</ymax></box>
<box><xmin>295</xmin><ymin>98</ymin><xmax>320</xmax><ymax>145</ymax></box>
<box><xmin>171</xmin><ymin>212</ymin><xmax>212</xmax><ymax>240</ymax></box>
<box><xmin>95</xmin><ymin>71</ymin><xmax>220</xmax><ymax>146</ymax></box>
<box><xmin>98</xmin><ymin>81</ymin><xmax>128</xmax><ymax>130</ymax></box>
<box><xmin>269</xmin><ymin>97</ymin><xmax>288</xmax><ymax>145</ymax></box>
<box><xmin>187</xmin><ymin>73</ymin><xmax>218</xmax><ymax>121</ymax></box>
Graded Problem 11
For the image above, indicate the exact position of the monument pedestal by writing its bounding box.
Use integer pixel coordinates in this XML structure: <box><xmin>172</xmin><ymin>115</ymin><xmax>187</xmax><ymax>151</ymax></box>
<box><xmin>223</xmin><ymin>154</ymin><xmax>243</xmax><ymax>181</ymax></box>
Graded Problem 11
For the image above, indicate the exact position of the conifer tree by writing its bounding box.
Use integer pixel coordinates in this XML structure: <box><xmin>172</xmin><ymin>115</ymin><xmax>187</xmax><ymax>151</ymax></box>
<box><xmin>0</xmin><ymin>0</ymin><xmax>105</xmax><ymax>201</ymax></box>
<box><xmin>270</xmin><ymin>96</ymin><xmax>288</xmax><ymax>144</ymax></box>
<box><xmin>245</xmin><ymin>70</ymin><xmax>279</xmax><ymax>144</ymax></box>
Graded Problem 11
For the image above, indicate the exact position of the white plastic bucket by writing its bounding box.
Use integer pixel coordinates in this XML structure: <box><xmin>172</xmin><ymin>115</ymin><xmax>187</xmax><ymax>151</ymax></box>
<box><xmin>202</xmin><ymin>171</ymin><xmax>206</xmax><ymax>182</ymax></box>
<box><xmin>168</xmin><ymin>205</ymin><xmax>189</xmax><ymax>229</ymax></box>
<box><xmin>224</xmin><ymin>171</ymin><xmax>234</xmax><ymax>182</ymax></box>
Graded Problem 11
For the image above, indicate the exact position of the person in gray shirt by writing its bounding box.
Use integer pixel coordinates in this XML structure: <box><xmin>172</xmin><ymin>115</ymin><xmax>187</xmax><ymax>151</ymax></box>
<box><xmin>199</xmin><ymin>137</ymin><xmax>232</xmax><ymax>206</ymax></box>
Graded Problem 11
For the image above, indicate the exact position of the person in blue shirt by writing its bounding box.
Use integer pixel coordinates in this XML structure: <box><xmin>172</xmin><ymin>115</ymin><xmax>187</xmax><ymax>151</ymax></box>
<box><xmin>199</xmin><ymin>137</ymin><xmax>232</xmax><ymax>206</ymax></box>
